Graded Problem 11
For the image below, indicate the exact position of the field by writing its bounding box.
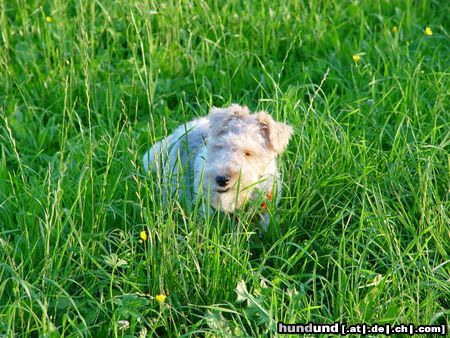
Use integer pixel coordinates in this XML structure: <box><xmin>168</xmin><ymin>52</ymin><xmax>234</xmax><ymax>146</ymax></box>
<box><xmin>0</xmin><ymin>0</ymin><xmax>449</xmax><ymax>336</ymax></box>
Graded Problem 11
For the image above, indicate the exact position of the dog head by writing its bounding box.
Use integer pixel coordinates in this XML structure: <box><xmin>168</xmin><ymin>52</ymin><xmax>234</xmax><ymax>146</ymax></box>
<box><xmin>203</xmin><ymin>104</ymin><xmax>293</xmax><ymax>212</ymax></box>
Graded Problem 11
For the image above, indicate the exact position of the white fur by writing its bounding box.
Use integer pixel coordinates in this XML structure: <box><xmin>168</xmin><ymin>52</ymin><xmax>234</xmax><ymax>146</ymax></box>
<box><xmin>143</xmin><ymin>104</ymin><xmax>293</xmax><ymax>229</ymax></box>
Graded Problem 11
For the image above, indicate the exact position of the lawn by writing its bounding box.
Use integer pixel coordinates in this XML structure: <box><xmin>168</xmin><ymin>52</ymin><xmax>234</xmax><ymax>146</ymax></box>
<box><xmin>0</xmin><ymin>0</ymin><xmax>449</xmax><ymax>336</ymax></box>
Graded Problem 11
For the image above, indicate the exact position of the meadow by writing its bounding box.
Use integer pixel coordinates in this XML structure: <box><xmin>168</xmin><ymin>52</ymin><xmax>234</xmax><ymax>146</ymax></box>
<box><xmin>0</xmin><ymin>0</ymin><xmax>449</xmax><ymax>336</ymax></box>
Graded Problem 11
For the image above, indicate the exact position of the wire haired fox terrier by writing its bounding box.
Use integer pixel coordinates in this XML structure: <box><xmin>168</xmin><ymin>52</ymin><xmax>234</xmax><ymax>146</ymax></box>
<box><xmin>143</xmin><ymin>104</ymin><xmax>293</xmax><ymax>230</ymax></box>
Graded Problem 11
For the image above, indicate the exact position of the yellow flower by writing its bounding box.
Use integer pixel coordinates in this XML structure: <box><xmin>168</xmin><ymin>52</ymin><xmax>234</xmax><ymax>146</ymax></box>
<box><xmin>391</xmin><ymin>26</ymin><xmax>397</xmax><ymax>33</ymax></box>
<box><xmin>140</xmin><ymin>230</ymin><xmax>147</xmax><ymax>241</ymax></box>
<box><xmin>352</xmin><ymin>54</ymin><xmax>361</xmax><ymax>62</ymax></box>
<box><xmin>425</xmin><ymin>27</ymin><xmax>432</xmax><ymax>36</ymax></box>
<box><xmin>45</xmin><ymin>16</ymin><xmax>52</xmax><ymax>23</ymax></box>
<box><xmin>155</xmin><ymin>294</ymin><xmax>166</xmax><ymax>303</ymax></box>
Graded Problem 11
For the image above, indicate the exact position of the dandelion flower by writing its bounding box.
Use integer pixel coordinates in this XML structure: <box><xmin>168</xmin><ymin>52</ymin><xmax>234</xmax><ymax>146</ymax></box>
<box><xmin>117</xmin><ymin>320</ymin><xmax>130</xmax><ymax>330</ymax></box>
<box><xmin>352</xmin><ymin>54</ymin><xmax>361</xmax><ymax>63</ymax></box>
<box><xmin>424</xmin><ymin>27</ymin><xmax>432</xmax><ymax>36</ymax></box>
<box><xmin>45</xmin><ymin>16</ymin><xmax>52</xmax><ymax>23</ymax></box>
<box><xmin>155</xmin><ymin>294</ymin><xmax>166</xmax><ymax>303</ymax></box>
<box><xmin>140</xmin><ymin>230</ymin><xmax>147</xmax><ymax>241</ymax></box>
<box><xmin>391</xmin><ymin>26</ymin><xmax>397</xmax><ymax>33</ymax></box>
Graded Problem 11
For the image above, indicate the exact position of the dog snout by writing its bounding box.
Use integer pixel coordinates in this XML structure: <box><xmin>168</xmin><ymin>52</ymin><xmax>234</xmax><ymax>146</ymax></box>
<box><xmin>215</xmin><ymin>175</ymin><xmax>230</xmax><ymax>187</ymax></box>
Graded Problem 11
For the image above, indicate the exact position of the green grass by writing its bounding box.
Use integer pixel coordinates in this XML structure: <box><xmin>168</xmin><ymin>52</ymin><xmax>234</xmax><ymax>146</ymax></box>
<box><xmin>0</xmin><ymin>0</ymin><xmax>449</xmax><ymax>336</ymax></box>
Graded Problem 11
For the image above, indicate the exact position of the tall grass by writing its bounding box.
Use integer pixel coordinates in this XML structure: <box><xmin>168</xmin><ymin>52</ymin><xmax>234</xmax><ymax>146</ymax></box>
<box><xmin>0</xmin><ymin>0</ymin><xmax>448</xmax><ymax>335</ymax></box>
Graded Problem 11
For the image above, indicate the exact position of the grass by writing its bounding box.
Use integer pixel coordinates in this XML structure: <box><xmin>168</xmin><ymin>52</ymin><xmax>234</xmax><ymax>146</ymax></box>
<box><xmin>0</xmin><ymin>0</ymin><xmax>449</xmax><ymax>336</ymax></box>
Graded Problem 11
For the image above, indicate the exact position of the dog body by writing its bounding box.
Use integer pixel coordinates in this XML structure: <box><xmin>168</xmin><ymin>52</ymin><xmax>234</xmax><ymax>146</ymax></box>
<box><xmin>143</xmin><ymin>104</ymin><xmax>292</xmax><ymax>229</ymax></box>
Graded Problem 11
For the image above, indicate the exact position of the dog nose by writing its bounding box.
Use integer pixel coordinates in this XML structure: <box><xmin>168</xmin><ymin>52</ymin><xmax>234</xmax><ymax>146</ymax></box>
<box><xmin>215</xmin><ymin>175</ymin><xmax>230</xmax><ymax>187</ymax></box>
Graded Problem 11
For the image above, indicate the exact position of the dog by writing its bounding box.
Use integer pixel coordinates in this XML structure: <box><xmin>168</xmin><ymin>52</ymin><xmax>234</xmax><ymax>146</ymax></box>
<box><xmin>143</xmin><ymin>104</ymin><xmax>292</xmax><ymax>230</ymax></box>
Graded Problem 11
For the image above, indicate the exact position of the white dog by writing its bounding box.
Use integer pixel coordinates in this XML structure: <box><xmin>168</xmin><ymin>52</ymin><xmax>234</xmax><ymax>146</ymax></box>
<box><xmin>143</xmin><ymin>104</ymin><xmax>292</xmax><ymax>230</ymax></box>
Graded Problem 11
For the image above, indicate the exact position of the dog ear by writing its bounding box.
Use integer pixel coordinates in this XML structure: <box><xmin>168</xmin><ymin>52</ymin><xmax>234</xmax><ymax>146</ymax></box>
<box><xmin>208</xmin><ymin>104</ymin><xmax>249</xmax><ymax>134</ymax></box>
<box><xmin>255</xmin><ymin>112</ymin><xmax>293</xmax><ymax>154</ymax></box>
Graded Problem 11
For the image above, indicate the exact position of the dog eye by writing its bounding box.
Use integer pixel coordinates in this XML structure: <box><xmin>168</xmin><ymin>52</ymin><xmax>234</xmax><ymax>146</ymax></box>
<box><xmin>244</xmin><ymin>151</ymin><xmax>252</xmax><ymax>157</ymax></box>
